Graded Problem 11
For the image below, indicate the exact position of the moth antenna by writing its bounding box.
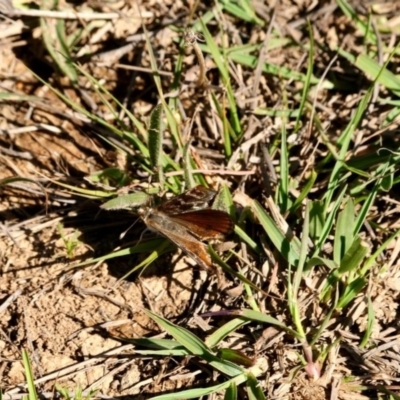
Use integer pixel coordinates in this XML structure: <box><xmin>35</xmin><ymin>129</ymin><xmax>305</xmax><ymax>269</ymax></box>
<box><xmin>119</xmin><ymin>216</ymin><xmax>141</xmax><ymax>240</ymax></box>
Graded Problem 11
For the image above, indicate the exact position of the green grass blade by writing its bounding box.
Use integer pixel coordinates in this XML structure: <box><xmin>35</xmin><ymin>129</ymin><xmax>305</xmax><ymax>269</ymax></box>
<box><xmin>209</xmin><ymin>246</ymin><xmax>263</xmax><ymax>294</ymax></box>
<box><xmin>324</xmin><ymin>88</ymin><xmax>372</xmax><ymax>209</ymax></box>
<box><xmin>227</xmin><ymin>52</ymin><xmax>333</xmax><ymax>87</ymax></box>
<box><xmin>219</xmin><ymin>0</ymin><xmax>264</xmax><ymax>25</ymax></box>
<box><xmin>149</xmin><ymin>375</ymin><xmax>245</xmax><ymax>400</ymax></box>
<box><xmin>334</xmin><ymin>197</ymin><xmax>355</xmax><ymax>264</ymax></box>
<box><xmin>306</xmin><ymin>256</ymin><xmax>338</xmax><ymax>271</ymax></box>
<box><xmin>278</xmin><ymin>114</ymin><xmax>289</xmax><ymax>212</ymax></box>
<box><xmin>213</xmin><ymin>184</ymin><xmax>235</xmax><ymax>216</ymax></box>
<box><xmin>224</xmin><ymin>381</ymin><xmax>238</xmax><ymax>400</ymax></box>
<box><xmin>145</xmin><ymin>309</ymin><xmax>212</xmax><ymax>356</ymax></box>
<box><xmin>126</xmin><ymin>337</ymin><xmax>188</xmax><ymax>350</ymax></box>
<box><xmin>206</xmin><ymin>319</ymin><xmax>248</xmax><ymax>349</ymax></box>
<box><xmin>148</xmin><ymin>104</ymin><xmax>163</xmax><ymax>170</ymax></box>
<box><xmin>148</xmin><ymin>104</ymin><xmax>165</xmax><ymax>184</ymax></box>
<box><xmin>246</xmin><ymin>371</ymin><xmax>266</xmax><ymax>400</ymax></box>
<box><xmin>289</xmin><ymin>170</ymin><xmax>317</xmax><ymax>214</ymax></box>
<box><xmin>361</xmin><ymin>228</ymin><xmax>400</xmax><ymax>276</ymax></box>
<box><xmin>294</xmin><ymin>20</ymin><xmax>314</xmax><ymax>133</ymax></box>
<box><xmin>145</xmin><ymin>310</ymin><xmax>244</xmax><ymax>377</ymax></box>
<box><xmin>72</xmin><ymin>238</ymin><xmax>172</xmax><ymax>269</ymax></box>
<box><xmin>200</xmin><ymin>18</ymin><xmax>241</xmax><ymax>140</ymax></box>
<box><xmin>313</xmin><ymin>185</ymin><xmax>347</xmax><ymax>256</ymax></box>
<box><xmin>142</xmin><ymin>22</ymin><xmax>180</xmax><ymax>148</ymax></box>
<box><xmin>338</xmin><ymin>237</ymin><xmax>368</xmax><ymax>274</ymax></box>
<box><xmin>233</xmin><ymin>224</ymin><xmax>262</xmax><ymax>255</ymax></box>
<box><xmin>360</xmin><ymin>295</ymin><xmax>375</xmax><ymax>348</ymax></box>
<box><xmin>336</xmin><ymin>0</ymin><xmax>374</xmax><ymax>42</ymax></box>
<box><xmin>22</xmin><ymin>350</ymin><xmax>38</xmax><ymax>400</ymax></box>
<box><xmin>217</xmin><ymin>349</ymin><xmax>254</xmax><ymax>368</ymax></box>
<box><xmin>336</xmin><ymin>277</ymin><xmax>366</xmax><ymax>310</ymax></box>
<box><xmin>234</xmin><ymin>309</ymin><xmax>300</xmax><ymax>339</ymax></box>
<box><xmin>288</xmin><ymin>201</ymin><xmax>309</xmax><ymax>341</ymax></box>
<box><xmin>182</xmin><ymin>140</ymin><xmax>196</xmax><ymax>189</ymax></box>
<box><xmin>353</xmin><ymin>165</ymin><xmax>387</xmax><ymax>236</ymax></box>
<box><xmin>252</xmin><ymin>201</ymin><xmax>301</xmax><ymax>265</ymax></box>
<box><xmin>101</xmin><ymin>192</ymin><xmax>150</xmax><ymax>210</ymax></box>
<box><xmin>210</xmin><ymin>90</ymin><xmax>234</xmax><ymax>155</ymax></box>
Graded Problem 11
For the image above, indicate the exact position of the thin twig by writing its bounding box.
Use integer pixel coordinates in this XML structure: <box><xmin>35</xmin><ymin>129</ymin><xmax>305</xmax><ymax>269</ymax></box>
<box><xmin>0</xmin><ymin>290</ymin><xmax>22</xmax><ymax>314</ymax></box>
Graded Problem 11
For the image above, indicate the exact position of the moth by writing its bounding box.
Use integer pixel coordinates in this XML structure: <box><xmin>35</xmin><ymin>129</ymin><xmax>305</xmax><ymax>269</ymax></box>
<box><xmin>138</xmin><ymin>185</ymin><xmax>234</xmax><ymax>270</ymax></box>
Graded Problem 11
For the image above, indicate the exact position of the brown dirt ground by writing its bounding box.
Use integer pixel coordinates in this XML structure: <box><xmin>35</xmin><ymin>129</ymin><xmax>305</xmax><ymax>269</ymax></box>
<box><xmin>1</xmin><ymin>0</ymin><xmax>400</xmax><ymax>399</ymax></box>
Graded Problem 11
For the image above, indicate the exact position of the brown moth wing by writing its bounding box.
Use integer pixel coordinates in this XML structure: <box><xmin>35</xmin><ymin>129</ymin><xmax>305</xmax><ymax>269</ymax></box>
<box><xmin>159</xmin><ymin>231</ymin><xmax>212</xmax><ymax>269</ymax></box>
<box><xmin>143</xmin><ymin>212</ymin><xmax>213</xmax><ymax>269</ymax></box>
<box><xmin>169</xmin><ymin>210</ymin><xmax>234</xmax><ymax>240</ymax></box>
<box><xmin>157</xmin><ymin>185</ymin><xmax>217</xmax><ymax>213</ymax></box>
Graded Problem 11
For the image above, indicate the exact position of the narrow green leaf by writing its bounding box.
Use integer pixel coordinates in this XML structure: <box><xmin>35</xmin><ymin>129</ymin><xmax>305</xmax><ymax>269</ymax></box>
<box><xmin>336</xmin><ymin>0</ymin><xmax>374</xmax><ymax>43</ymax></box>
<box><xmin>127</xmin><ymin>338</ymin><xmax>187</xmax><ymax>350</ymax></box>
<box><xmin>213</xmin><ymin>185</ymin><xmax>235</xmax><ymax>216</ymax></box>
<box><xmin>246</xmin><ymin>371</ymin><xmax>266</xmax><ymax>400</ymax></box>
<box><xmin>293</xmin><ymin>200</ymin><xmax>310</xmax><ymax>295</ymax></box>
<box><xmin>224</xmin><ymin>382</ymin><xmax>238</xmax><ymax>400</ymax></box>
<box><xmin>360</xmin><ymin>295</ymin><xmax>374</xmax><ymax>348</ymax></box>
<box><xmin>324</xmin><ymin>86</ymin><xmax>372</xmax><ymax>209</ymax></box>
<box><xmin>42</xmin><ymin>176</ymin><xmax>114</xmax><ymax>199</ymax></box>
<box><xmin>306</xmin><ymin>257</ymin><xmax>338</xmax><ymax>271</ymax></box>
<box><xmin>381</xmin><ymin>165</ymin><xmax>394</xmax><ymax>191</ymax></box>
<box><xmin>338</xmin><ymin>237</ymin><xmax>368</xmax><ymax>274</ymax></box>
<box><xmin>72</xmin><ymin>238</ymin><xmax>172</xmax><ymax>269</ymax></box>
<box><xmin>210</xmin><ymin>90</ymin><xmax>234</xmax><ymax>154</ymax></box>
<box><xmin>220</xmin><ymin>0</ymin><xmax>264</xmax><ymax>25</ymax></box>
<box><xmin>309</xmin><ymin>200</ymin><xmax>325</xmax><ymax>240</ymax></box>
<box><xmin>355</xmin><ymin>54</ymin><xmax>400</xmax><ymax>96</ymax></box>
<box><xmin>148</xmin><ymin>104</ymin><xmax>163</xmax><ymax>170</ymax></box>
<box><xmin>55</xmin><ymin>19</ymin><xmax>78</xmax><ymax>83</ymax></box>
<box><xmin>252</xmin><ymin>200</ymin><xmax>301</xmax><ymax>265</ymax></box>
<box><xmin>101</xmin><ymin>192</ymin><xmax>150</xmax><ymax>210</ymax></box>
<box><xmin>200</xmin><ymin>18</ymin><xmax>241</xmax><ymax>140</ymax></box>
<box><xmin>233</xmin><ymin>224</ymin><xmax>262</xmax><ymax>255</ymax></box>
<box><xmin>144</xmin><ymin>310</ymin><xmax>212</xmax><ymax>356</ymax></box>
<box><xmin>217</xmin><ymin>348</ymin><xmax>255</xmax><ymax>367</ymax></box>
<box><xmin>209</xmin><ymin>246</ymin><xmax>263</xmax><ymax>294</ymax></box>
<box><xmin>22</xmin><ymin>350</ymin><xmax>38</xmax><ymax>400</ymax></box>
<box><xmin>336</xmin><ymin>277</ymin><xmax>366</xmax><ymax>310</ymax></box>
<box><xmin>145</xmin><ymin>310</ymin><xmax>244</xmax><ymax>377</ymax></box>
<box><xmin>235</xmin><ymin>309</ymin><xmax>300</xmax><ymax>339</ymax></box>
<box><xmin>206</xmin><ymin>318</ymin><xmax>248</xmax><ymax>349</ymax></box>
<box><xmin>127</xmin><ymin>348</ymin><xmax>190</xmax><ymax>357</ymax></box>
<box><xmin>334</xmin><ymin>197</ymin><xmax>355</xmax><ymax>264</ymax></box>
<box><xmin>290</xmin><ymin>169</ymin><xmax>317</xmax><ymax>214</ymax></box>
<box><xmin>228</xmin><ymin>52</ymin><xmax>331</xmax><ymax>87</ymax></box>
<box><xmin>149</xmin><ymin>375</ymin><xmax>244</xmax><ymax>400</ymax></box>
<box><xmin>294</xmin><ymin>20</ymin><xmax>313</xmax><ymax>133</ymax></box>
<box><xmin>314</xmin><ymin>185</ymin><xmax>347</xmax><ymax>256</ymax></box>
<box><xmin>361</xmin><ymin>228</ymin><xmax>400</xmax><ymax>276</ymax></box>
<box><xmin>279</xmin><ymin>117</ymin><xmax>289</xmax><ymax>212</ymax></box>
<box><xmin>182</xmin><ymin>140</ymin><xmax>195</xmax><ymax>189</ymax></box>
<box><xmin>354</xmin><ymin>162</ymin><xmax>388</xmax><ymax>236</ymax></box>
